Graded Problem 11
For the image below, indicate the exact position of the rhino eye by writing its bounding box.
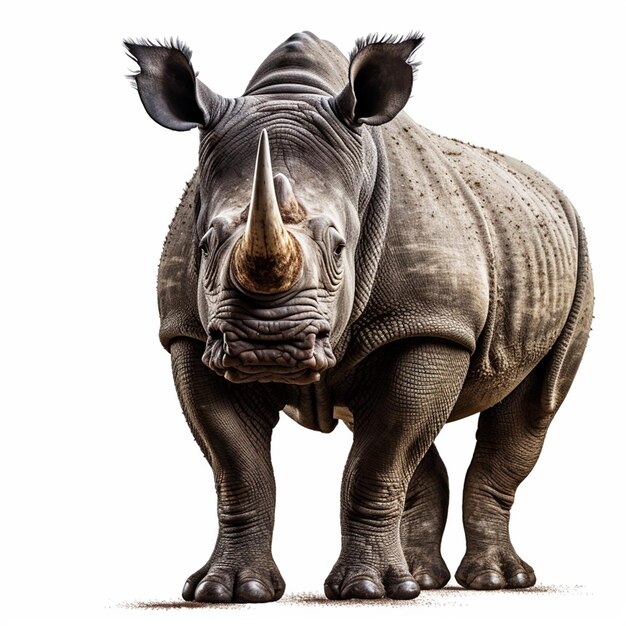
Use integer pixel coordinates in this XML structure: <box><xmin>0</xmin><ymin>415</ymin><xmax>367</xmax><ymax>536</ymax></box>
<box><xmin>199</xmin><ymin>229</ymin><xmax>215</xmax><ymax>255</ymax></box>
<box><xmin>330</xmin><ymin>231</ymin><xmax>346</xmax><ymax>257</ymax></box>
<box><xmin>327</xmin><ymin>228</ymin><xmax>346</xmax><ymax>262</ymax></box>
<box><xmin>199</xmin><ymin>228</ymin><xmax>221</xmax><ymax>289</ymax></box>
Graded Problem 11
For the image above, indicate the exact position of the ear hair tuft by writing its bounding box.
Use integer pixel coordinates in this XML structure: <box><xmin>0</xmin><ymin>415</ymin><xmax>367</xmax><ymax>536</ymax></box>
<box><xmin>350</xmin><ymin>32</ymin><xmax>425</xmax><ymax>75</ymax></box>
<box><xmin>123</xmin><ymin>37</ymin><xmax>193</xmax><ymax>63</ymax></box>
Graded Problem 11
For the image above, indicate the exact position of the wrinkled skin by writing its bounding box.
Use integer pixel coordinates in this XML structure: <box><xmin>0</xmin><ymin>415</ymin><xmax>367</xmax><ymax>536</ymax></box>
<box><xmin>126</xmin><ymin>32</ymin><xmax>594</xmax><ymax>602</ymax></box>
<box><xmin>195</xmin><ymin>107</ymin><xmax>362</xmax><ymax>384</ymax></box>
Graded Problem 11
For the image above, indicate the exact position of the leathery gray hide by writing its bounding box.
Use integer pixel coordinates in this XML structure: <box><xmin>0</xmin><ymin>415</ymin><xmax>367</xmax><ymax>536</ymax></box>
<box><xmin>126</xmin><ymin>31</ymin><xmax>593</xmax><ymax>602</ymax></box>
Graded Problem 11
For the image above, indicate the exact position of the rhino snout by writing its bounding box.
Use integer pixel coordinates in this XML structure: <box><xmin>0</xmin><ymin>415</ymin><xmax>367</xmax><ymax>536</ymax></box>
<box><xmin>203</xmin><ymin>318</ymin><xmax>336</xmax><ymax>384</ymax></box>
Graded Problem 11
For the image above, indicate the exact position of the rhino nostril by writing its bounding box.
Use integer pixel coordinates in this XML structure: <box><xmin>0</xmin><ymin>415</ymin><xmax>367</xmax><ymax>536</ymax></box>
<box><xmin>209</xmin><ymin>329</ymin><xmax>223</xmax><ymax>342</ymax></box>
<box><xmin>318</xmin><ymin>330</ymin><xmax>330</xmax><ymax>340</ymax></box>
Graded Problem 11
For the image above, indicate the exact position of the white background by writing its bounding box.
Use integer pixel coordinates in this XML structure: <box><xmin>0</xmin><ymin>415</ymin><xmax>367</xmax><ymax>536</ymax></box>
<box><xmin>1</xmin><ymin>1</ymin><xmax>624</xmax><ymax>624</ymax></box>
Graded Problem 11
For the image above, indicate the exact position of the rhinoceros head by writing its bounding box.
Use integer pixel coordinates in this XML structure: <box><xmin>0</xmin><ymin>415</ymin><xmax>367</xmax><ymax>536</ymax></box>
<box><xmin>126</xmin><ymin>33</ymin><xmax>422</xmax><ymax>384</ymax></box>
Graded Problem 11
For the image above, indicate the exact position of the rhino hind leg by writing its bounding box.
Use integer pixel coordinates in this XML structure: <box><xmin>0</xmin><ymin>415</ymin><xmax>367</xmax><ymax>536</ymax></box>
<box><xmin>401</xmin><ymin>444</ymin><xmax>451</xmax><ymax>589</ymax></box>
<box><xmin>457</xmin><ymin>226</ymin><xmax>593</xmax><ymax>591</ymax></box>
<box><xmin>170</xmin><ymin>338</ymin><xmax>285</xmax><ymax>603</ymax></box>
<box><xmin>456</xmin><ymin>351</ymin><xmax>582</xmax><ymax>590</ymax></box>
<box><xmin>455</xmin><ymin>368</ymin><xmax>544</xmax><ymax>590</ymax></box>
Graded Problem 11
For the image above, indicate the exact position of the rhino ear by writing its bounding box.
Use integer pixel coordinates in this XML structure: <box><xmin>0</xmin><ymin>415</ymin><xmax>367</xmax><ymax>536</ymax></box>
<box><xmin>124</xmin><ymin>39</ymin><xmax>223</xmax><ymax>131</ymax></box>
<box><xmin>333</xmin><ymin>33</ymin><xmax>424</xmax><ymax>127</ymax></box>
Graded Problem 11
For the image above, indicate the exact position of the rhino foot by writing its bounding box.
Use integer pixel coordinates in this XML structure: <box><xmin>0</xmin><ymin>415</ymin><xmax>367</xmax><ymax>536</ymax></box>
<box><xmin>182</xmin><ymin>560</ymin><xmax>285</xmax><ymax>603</ymax></box>
<box><xmin>404</xmin><ymin>548</ymin><xmax>451</xmax><ymax>589</ymax></box>
<box><xmin>455</xmin><ymin>548</ymin><xmax>536</xmax><ymax>590</ymax></box>
<box><xmin>324</xmin><ymin>563</ymin><xmax>420</xmax><ymax>600</ymax></box>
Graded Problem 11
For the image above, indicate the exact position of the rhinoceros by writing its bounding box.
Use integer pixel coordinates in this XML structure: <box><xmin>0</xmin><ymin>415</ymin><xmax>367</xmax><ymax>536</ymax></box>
<box><xmin>125</xmin><ymin>31</ymin><xmax>593</xmax><ymax>603</ymax></box>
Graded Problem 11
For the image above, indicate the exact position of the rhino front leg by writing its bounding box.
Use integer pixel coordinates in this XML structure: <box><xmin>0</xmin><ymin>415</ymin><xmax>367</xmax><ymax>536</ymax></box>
<box><xmin>401</xmin><ymin>444</ymin><xmax>451</xmax><ymax>589</ymax></box>
<box><xmin>170</xmin><ymin>338</ymin><xmax>284</xmax><ymax>604</ymax></box>
<box><xmin>326</xmin><ymin>340</ymin><xmax>469</xmax><ymax>600</ymax></box>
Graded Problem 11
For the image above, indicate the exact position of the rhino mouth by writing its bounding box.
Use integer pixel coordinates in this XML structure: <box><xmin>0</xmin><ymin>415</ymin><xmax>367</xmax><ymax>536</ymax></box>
<box><xmin>202</xmin><ymin>318</ymin><xmax>336</xmax><ymax>384</ymax></box>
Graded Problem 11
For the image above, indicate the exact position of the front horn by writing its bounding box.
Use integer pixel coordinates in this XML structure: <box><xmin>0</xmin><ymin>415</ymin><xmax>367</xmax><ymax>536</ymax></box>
<box><xmin>232</xmin><ymin>129</ymin><xmax>303</xmax><ymax>294</ymax></box>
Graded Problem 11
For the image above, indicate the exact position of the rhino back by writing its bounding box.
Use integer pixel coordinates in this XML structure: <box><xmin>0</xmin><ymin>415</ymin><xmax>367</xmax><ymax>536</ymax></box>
<box><xmin>344</xmin><ymin>114</ymin><xmax>579</xmax><ymax>414</ymax></box>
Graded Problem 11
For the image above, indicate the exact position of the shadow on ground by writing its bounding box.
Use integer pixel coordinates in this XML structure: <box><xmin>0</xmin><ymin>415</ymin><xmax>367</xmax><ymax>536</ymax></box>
<box><xmin>121</xmin><ymin>585</ymin><xmax>586</xmax><ymax>611</ymax></box>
